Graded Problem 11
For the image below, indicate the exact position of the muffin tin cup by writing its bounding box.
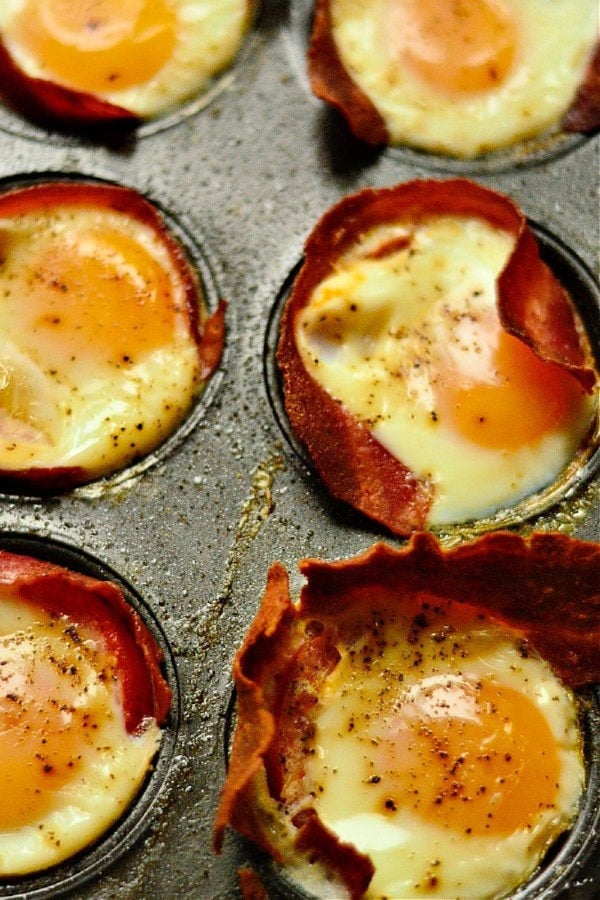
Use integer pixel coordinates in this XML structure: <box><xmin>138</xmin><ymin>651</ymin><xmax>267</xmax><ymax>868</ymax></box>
<box><xmin>0</xmin><ymin>532</ymin><xmax>180</xmax><ymax>900</ymax></box>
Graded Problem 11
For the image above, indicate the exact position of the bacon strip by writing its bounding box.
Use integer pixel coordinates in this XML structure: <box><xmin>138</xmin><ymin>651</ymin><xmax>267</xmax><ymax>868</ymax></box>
<box><xmin>308</xmin><ymin>0</ymin><xmax>388</xmax><ymax>145</ymax></box>
<box><xmin>277</xmin><ymin>178</ymin><xmax>597</xmax><ymax>535</ymax></box>
<box><xmin>563</xmin><ymin>42</ymin><xmax>600</xmax><ymax>133</ymax></box>
<box><xmin>0</xmin><ymin>550</ymin><xmax>171</xmax><ymax>732</ymax></box>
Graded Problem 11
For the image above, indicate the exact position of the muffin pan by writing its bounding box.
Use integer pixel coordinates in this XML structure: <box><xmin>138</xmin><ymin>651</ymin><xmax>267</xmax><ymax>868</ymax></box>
<box><xmin>0</xmin><ymin>1</ymin><xmax>598</xmax><ymax>897</ymax></box>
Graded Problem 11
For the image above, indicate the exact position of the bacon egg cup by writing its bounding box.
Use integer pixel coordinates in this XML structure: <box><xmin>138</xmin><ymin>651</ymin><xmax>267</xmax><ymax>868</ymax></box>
<box><xmin>0</xmin><ymin>546</ymin><xmax>171</xmax><ymax>876</ymax></box>
<box><xmin>276</xmin><ymin>179</ymin><xmax>599</xmax><ymax>536</ymax></box>
<box><xmin>308</xmin><ymin>0</ymin><xmax>600</xmax><ymax>159</ymax></box>
<box><xmin>0</xmin><ymin>179</ymin><xmax>225</xmax><ymax>494</ymax></box>
<box><xmin>0</xmin><ymin>0</ymin><xmax>256</xmax><ymax>129</ymax></box>
<box><xmin>214</xmin><ymin>531</ymin><xmax>600</xmax><ymax>900</ymax></box>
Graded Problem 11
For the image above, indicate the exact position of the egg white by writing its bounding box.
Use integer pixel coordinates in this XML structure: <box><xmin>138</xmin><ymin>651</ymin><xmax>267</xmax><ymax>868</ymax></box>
<box><xmin>0</xmin><ymin>0</ymin><xmax>253</xmax><ymax>118</ymax></box>
<box><xmin>0</xmin><ymin>200</ymin><xmax>204</xmax><ymax>485</ymax></box>
<box><xmin>297</xmin><ymin>604</ymin><xmax>585</xmax><ymax>900</ymax></box>
<box><xmin>295</xmin><ymin>214</ymin><xmax>597</xmax><ymax>525</ymax></box>
<box><xmin>0</xmin><ymin>589</ymin><xmax>161</xmax><ymax>876</ymax></box>
<box><xmin>327</xmin><ymin>0</ymin><xmax>598</xmax><ymax>157</ymax></box>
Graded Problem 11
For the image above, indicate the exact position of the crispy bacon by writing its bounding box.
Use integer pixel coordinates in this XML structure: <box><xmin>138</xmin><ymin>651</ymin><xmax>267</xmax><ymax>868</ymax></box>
<box><xmin>214</xmin><ymin>531</ymin><xmax>600</xmax><ymax>897</ymax></box>
<box><xmin>0</xmin><ymin>550</ymin><xmax>171</xmax><ymax>732</ymax></box>
<box><xmin>277</xmin><ymin>178</ymin><xmax>597</xmax><ymax>535</ymax></box>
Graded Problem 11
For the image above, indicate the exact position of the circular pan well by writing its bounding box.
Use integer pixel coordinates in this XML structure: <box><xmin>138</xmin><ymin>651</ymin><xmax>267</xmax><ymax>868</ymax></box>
<box><xmin>264</xmin><ymin>223</ymin><xmax>600</xmax><ymax>537</ymax></box>
<box><xmin>0</xmin><ymin>171</ymin><xmax>226</xmax><ymax>502</ymax></box>
<box><xmin>0</xmin><ymin>530</ymin><xmax>180</xmax><ymax>900</ymax></box>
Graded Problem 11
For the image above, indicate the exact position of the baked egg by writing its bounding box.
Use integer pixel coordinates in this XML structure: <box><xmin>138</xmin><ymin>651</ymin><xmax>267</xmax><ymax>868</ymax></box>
<box><xmin>0</xmin><ymin>0</ymin><xmax>254</xmax><ymax>123</ymax></box>
<box><xmin>215</xmin><ymin>532</ymin><xmax>600</xmax><ymax>899</ymax></box>
<box><xmin>0</xmin><ymin>180</ymin><xmax>225</xmax><ymax>492</ymax></box>
<box><xmin>309</xmin><ymin>0</ymin><xmax>600</xmax><ymax>157</ymax></box>
<box><xmin>277</xmin><ymin>179</ymin><xmax>598</xmax><ymax>535</ymax></box>
<box><xmin>0</xmin><ymin>549</ymin><xmax>171</xmax><ymax>876</ymax></box>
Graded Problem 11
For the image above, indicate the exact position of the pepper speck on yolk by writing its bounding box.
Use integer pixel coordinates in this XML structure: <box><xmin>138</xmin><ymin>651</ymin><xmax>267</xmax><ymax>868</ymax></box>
<box><xmin>437</xmin><ymin>326</ymin><xmax>588</xmax><ymax>450</ymax></box>
<box><xmin>388</xmin><ymin>0</ymin><xmax>518</xmax><ymax>95</ymax></box>
<box><xmin>371</xmin><ymin>676</ymin><xmax>561</xmax><ymax>836</ymax></box>
<box><xmin>10</xmin><ymin>0</ymin><xmax>177</xmax><ymax>93</ymax></box>
<box><xmin>0</xmin><ymin>626</ymin><xmax>110</xmax><ymax>830</ymax></box>
<box><xmin>6</xmin><ymin>226</ymin><xmax>178</xmax><ymax>368</ymax></box>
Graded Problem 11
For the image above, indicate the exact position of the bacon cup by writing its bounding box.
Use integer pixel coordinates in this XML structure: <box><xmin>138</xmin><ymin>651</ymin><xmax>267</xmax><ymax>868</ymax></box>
<box><xmin>0</xmin><ymin>180</ymin><xmax>225</xmax><ymax>493</ymax></box>
<box><xmin>277</xmin><ymin>179</ymin><xmax>598</xmax><ymax>535</ymax></box>
<box><xmin>0</xmin><ymin>548</ymin><xmax>171</xmax><ymax>875</ymax></box>
<box><xmin>0</xmin><ymin>1</ymin><xmax>255</xmax><ymax>130</ymax></box>
<box><xmin>214</xmin><ymin>531</ymin><xmax>600</xmax><ymax>899</ymax></box>
<box><xmin>308</xmin><ymin>0</ymin><xmax>600</xmax><ymax>158</ymax></box>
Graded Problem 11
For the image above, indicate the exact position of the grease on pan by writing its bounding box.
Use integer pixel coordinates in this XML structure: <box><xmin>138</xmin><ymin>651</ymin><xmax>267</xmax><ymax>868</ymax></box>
<box><xmin>0</xmin><ymin>548</ymin><xmax>171</xmax><ymax>876</ymax></box>
<box><xmin>0</xmin><ymin>0</ymin><xmax>255</xmax><ymax>126</ymax></box>
<box><xmin>0</xmin><ymin>180</ymin><xmax>225</xmax><ymax>493</ymax></box>
<box><xmin>308</xmin><ymin>0</ymin><xmax>600</xmax><ymax>159</ymax></box>
<box><xmin>277</xmin><ymin>179</ymin><xmax>599</xmax><ymax>536</ymax></box>
<box><xmin>214</xmin><ymin>532</ymin><xmax>600</xmax><ymax>900</ymax></box>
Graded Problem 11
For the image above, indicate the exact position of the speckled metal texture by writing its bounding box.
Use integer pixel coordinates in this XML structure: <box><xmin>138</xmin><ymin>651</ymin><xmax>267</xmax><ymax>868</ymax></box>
<box><xmin>0</xmin><ymin>2</ymin><xmax>598</xmax><ymax>898</ymax></box>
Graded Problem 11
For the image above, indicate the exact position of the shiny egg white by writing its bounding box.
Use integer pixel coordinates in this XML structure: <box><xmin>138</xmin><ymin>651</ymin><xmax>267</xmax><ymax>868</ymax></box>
<box><xmin>0</xmin><ymin>592</ymin><xmax>161</xmax><ymax>875</ymax></box>
<box><xmin>295</xmin><ymin>214</ymin><xmax>597</xmax><ymax>525</ymax></box>
<box><xmin>327</xmin><ymin>0</ymin><xmax>598</xmax><ymax>157</ymax></box>
<box><xmin>0</xmin><ymin>200</ymin><xmax>204</xmax><ymax>484</ymax></box>
<box><xmin>0</xmin><ymin>0</ymin><xmax>253</xmax><ymax>118</ymax></box>
<box><xmin>298</xmin><ymin>603</ymin><xmax>585</xmax><ymax>899</ymax></box>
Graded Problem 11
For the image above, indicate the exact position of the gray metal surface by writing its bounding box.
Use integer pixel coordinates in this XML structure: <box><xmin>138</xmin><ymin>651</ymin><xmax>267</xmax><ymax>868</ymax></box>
<box><xmin>0</xmin><ymin>2</ymin><xmax>598</xmax><ymax>897</ymax></box>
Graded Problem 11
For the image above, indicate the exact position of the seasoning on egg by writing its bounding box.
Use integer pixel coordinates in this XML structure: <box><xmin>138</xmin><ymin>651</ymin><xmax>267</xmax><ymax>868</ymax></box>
<box><xmin>277</xmin><ymin>178</ymin><xmax>598</xmax><ymax>534</ymax></box>
<box><xmin>0</xmin><ymin>549</ymin><xmax>171</xmax><ymax>876</ymax></box>
<box><xmin>214</xmin><ymin>531</ymin><xmax>600</xmax><ymax>899</ymax></box>
<box><xmin>0</xmin><ymin>180</ymin><xmax>225</xmax><ymax>492</ymax></box>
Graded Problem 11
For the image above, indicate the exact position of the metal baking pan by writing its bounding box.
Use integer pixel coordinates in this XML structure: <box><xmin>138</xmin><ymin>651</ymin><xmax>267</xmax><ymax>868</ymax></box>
<box><xmin>0</xmin><ymin>1</ymin><xmax>598</xmax><ymax>897</ymax></box>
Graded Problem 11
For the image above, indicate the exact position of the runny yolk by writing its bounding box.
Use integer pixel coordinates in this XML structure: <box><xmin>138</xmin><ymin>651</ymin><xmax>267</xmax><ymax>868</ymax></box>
<box><xmin>437</xmin><ymin>328</ymin><xmax>589</xmax><ymax>450</ymax></box>
<box><xmin>9</xmin><ymin>225</ymin><xmax>180</xmax><ymax>368</ymax></box>
<box><xmin>388</xmin><ymin>0</ymin><xmax>518</xmax><ymax>95</ymax></box>
<box><xmin>0</xmin><ymin>628</ymin><xmax>109</xmax><ymax>830</ymax></box>
<box><xmin>11</xmin><ymin>0</ymin><xmax>177</xmax><ymax>93</ymax></box>
<box><xmin>375</xmin><ymin>676</ymin><xmax>561</xmax><ymax>836</ymax></box>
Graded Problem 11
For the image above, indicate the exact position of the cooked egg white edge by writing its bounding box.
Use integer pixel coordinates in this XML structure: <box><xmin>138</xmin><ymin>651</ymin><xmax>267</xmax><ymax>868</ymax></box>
<box><xmin>296</xmin><ymin>216</ymin><xmax>597</xmax><ymax>525</ymax></box>
<box><xmin>0</xmin><ymin>0</ymin><xmax>253</xmax><ymax>118</ymax></box>
<box><xmin>329</xmin><ymin>0</ymin><xmax>598</xmax><ymax>156</ymax></box>
<box><xmin>302</xmin><ymin>622</ymin><xmax>585</xmax><ymax>900</ymax></box>
<box><xmin>0</xmin><ymin>591</ymin><xmax>161</xmax><ymax>876</ymax></box>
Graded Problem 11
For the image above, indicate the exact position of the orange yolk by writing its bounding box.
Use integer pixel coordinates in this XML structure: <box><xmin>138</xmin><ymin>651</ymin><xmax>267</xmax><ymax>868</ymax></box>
<box><xmin>437</xmin><ymin>328</ymin><xmax>588</xmax><ymax>450</ymax></box>
<box><xmin>7</xmin><ymin>225</ymin><xmax>180</xmax><ymax>368</ymax></box>
<box><xmin>0</xmin><ymin>627</ymin><xmax>111</xmax><ymax>830</ymax></box>
<box><xmin>388</xmin><ymin>0</ymin><xmax>518</xmax><ymax>95</ymax></box>
<box><xmin>11</xmin><ymin>0</ymin><xmax>177</xmax><ymax>93</ymax></box>
<box><xmin>372</xmin><ymin>677</ymin><xmax>561</xmax><ymax>836</ymax></box>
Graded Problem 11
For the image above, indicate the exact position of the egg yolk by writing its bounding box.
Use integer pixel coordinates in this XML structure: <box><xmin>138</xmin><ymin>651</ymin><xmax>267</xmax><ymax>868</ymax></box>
<box><xmin>0</xmin><ymin>627</ymin><xmax>110</xmax><ymax>830</ymax></box>
<box><xmin>10</xmin><ymin>0</ymin><xmax>177</xmax><ymax>93</ymax></box>
<box><xmin>6</xmin><ymin>224</ymin><xmax>180</xmax><ymax>368</ymax></box>
<box><xmin>371</xmin><ymin>676</ymin><xmax>561</xmax><ymax>837</ymax></box>
<box><xmin>436</xmin><ymin>326</ymin><xmax>588</xmax><ymax>450</ymax></box>
<box><xmin>388</xmin><ymin>0</ymin><xmax>517</xmax><ymax>94</ymax></box>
